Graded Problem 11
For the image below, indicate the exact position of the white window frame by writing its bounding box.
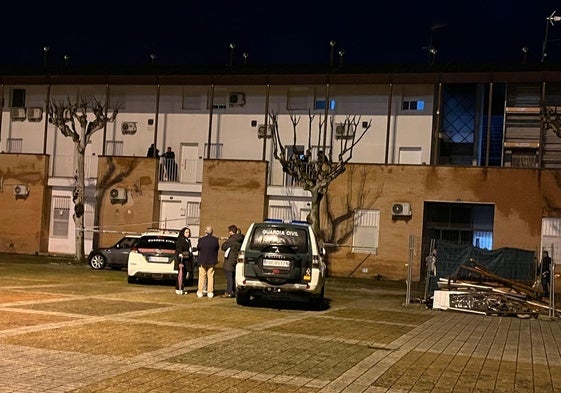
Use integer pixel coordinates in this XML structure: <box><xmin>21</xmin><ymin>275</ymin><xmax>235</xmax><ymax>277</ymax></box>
<box><xmin>352</xmin><ymin>209</ymin><xmax>380</xmax><ymax>254</ymax></box>
<box><xmin>52</xmin><ymin>196</ymin><xmax>71</xmax><ymax>238</ymax></box>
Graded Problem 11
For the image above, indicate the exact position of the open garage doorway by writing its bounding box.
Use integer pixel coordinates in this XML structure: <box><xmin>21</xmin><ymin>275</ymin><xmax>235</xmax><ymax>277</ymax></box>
<box><xmin>421</xmin><ymin>202</ymin><xmax>495</xmax><ymax>278</ymax></box>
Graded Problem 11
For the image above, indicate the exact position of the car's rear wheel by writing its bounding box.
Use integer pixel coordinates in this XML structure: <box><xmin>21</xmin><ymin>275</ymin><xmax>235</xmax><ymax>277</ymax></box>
<box><xmin>127</xmin><ymin>275</ymin><xmax>136</xmax><ymax>284</ymax></box>
<box><xmin>311</xmin><ymin>285</ymin><xmax>325</xmax><ymax>310</ymax></box>
<box><xmin>236</xmin><ymin>289</ymin><xmax>251</xmax><ymax>306</ymax></box>
<box><xmin>89</xmin><ymin>254</ymin><xmax>106</xmax><ymax>270</ymax></box>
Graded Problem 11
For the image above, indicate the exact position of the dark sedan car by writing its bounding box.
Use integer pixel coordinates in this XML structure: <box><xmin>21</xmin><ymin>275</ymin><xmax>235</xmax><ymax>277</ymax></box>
<box><xmin>88</xmin><ymin>235</ymin><xmax>140</xmax><ymax>270</ymax></box>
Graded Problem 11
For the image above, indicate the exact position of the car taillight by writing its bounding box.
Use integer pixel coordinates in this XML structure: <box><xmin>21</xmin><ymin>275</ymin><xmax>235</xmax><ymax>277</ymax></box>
<box><xmin>312</xmin><ymin>255</ymin><xmax>319</xmax><ymax>267</ymax></box>
<box><xmin>237</xmin><ymin>251</ymin><xmax>245</xmax><ymax>263</ymax></box>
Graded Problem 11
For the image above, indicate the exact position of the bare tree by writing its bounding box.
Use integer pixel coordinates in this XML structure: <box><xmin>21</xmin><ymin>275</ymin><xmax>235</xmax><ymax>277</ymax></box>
<box><xmin>270</xmin><ymin>111</ymin><xmax>370</xmax><ymax>240</ymax></box>
<box><xmin>47</xmin><ymin>98</ymin><xmax>118</xmax><ymax>262</ymax></box>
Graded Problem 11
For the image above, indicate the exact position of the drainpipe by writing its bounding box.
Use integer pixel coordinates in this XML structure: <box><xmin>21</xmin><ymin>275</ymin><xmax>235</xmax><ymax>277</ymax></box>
<box><xmin>384</xmin><ymin>82</ymin><xmax>393</xmax><ymax>164</ymax></box>
<box><xmin>540</xmin><ymin>81</ymin><xmax>546</xmax><ymax>169</ymax></box>
<box><xmin>0</xmin><ymin>84</ymin><xmax>4</xmax><ymax>151</ymax></box>
<box><xmin>102</xmin><ymin>84</ymin><xmax>109</xmax><ymax>156</ymax></box>
<box><xmin>207</xmin><ymin>85</ymin><xmax>215</xmax><ymax>159</ymax></box>
<box><xmin>42</xmin><ymin>84</ymin><xmax>51</xmax><ymax>155</ymax></box>
<box><xmin>431</xmin><ymin>82</ymin><xmax>443</xmax><ymax>165</ymax></box>
<box><xmin>153</xmin><ymin>83</ymin><xmax>160</xmax><ymax>155</ymax></box>
<box><xmin>262</xmin><ymin>84</ymin><xmax>270</xmax><ymax>162</ymax></box>
<box><xmin>485</xmin><ymin>82</ymin><xmax>493</xmax><ymax>166</ymax></box>
<box><xmin>323</xmin><ymin>83</ymin><xmax>331</xmax><ymax>160</ymax></box>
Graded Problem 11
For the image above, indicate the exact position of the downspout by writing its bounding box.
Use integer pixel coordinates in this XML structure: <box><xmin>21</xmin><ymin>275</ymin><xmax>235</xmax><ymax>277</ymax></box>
<box><xmin>384</xmin><ymin>82</ymin><xmax>393</xmax><ymax>164</ymax></box>
<box><xmin>431</xmin><ymin>82</ymin><xmax>443</xmax><ymax>165</ymax></box>
<box><xmin>153</xmin><ymin>83</ymin><xmax>160</xmax><ymax>155</ymax></box>
<box><xmin>102</xmin><ymin>84</ymin><xmax>109</xmax><ymax>156</ymax></box>
<box><xmin>262</xmin><ymin>84</ymin><xmax>270</xmax><ymax>162</ymax></box>
<box><xmin>540</xmin><ymin>81</ymin><xmax>546</xmax><ymax>169</ymax></box>
<box><xmin>485</xmin><ymin>82</ymin><xmax>493</xmax><ymax>166</ymax></box>
<box><xmin>0</xmin><ymin>84</ymin><xmax>4</xmax><ymax>151</ymax></box>
<box><xmin>42</xmin><ymin>84</ymin><xmax>51</xmax><ymax>155</ymax></box>
<box><xmin>207</xmin><ymin>85</ymin><xmax>215</xmax><ymax>159</ymax></box>
<box><xmin>323</xmin><ymin>83</ymin><xmax>330</xmax><ymax>157</ymax></box>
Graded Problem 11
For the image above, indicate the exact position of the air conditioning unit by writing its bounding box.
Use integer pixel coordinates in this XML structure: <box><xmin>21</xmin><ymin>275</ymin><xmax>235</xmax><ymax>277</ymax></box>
<box><xmin>392</xmin><ymin>202</ymin><xmax>412</xmax><ymax>217</ymax></box>
<box><xmin>13</xmin><ymin>184</ymin><xmax>29</xmax><ymax>197</ymax></box>
<box><xmin>10</xmin><ymin>108</ymin><xmax>26</xmax><ymax>121</ymax></box>
<box><xmin>27</xmin><ymin>107</ymin><xmax>43</xmax><ymax>122</ymax></box>
<box><xmin>121</xmin><ymin>122</ymin><xmax>137</xmax><ymax>135</ymax></box>
<box><xmin>257</xmin><ymin>124</ymin><xmax>272</xmax><ymax>138</ymax></box>
<box><xmin>109</xmin><ymin>187</ymin><xmax>127</xmax><ymax>204</ymax></box>
<box><xmin>335</xmin><ymin>122</ymin><xmax>354</xmax><ymax>139</ymax></box>
<box><xmin>229</xmin><ymin>92</ymin><xmax>245</xmax><ymax>107</ymax></box>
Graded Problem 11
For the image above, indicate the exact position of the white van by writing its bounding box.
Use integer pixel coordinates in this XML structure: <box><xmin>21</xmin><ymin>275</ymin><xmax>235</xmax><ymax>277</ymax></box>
<box><xmin>235</xmin><ymin>220</ymin><xmax>326</xmax><ymax>308</ymax></box>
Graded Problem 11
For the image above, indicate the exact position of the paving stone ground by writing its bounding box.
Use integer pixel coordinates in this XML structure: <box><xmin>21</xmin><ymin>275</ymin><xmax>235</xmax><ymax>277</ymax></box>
<box><xmin>1</xmin><ymin>257</ymin><xmax>560</xmax><ymax>393</ymax></box>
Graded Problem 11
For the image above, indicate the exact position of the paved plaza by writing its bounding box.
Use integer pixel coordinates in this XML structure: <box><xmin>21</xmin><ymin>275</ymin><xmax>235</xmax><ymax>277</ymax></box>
<box><xmin>1</xmin><ymin>257</ymin><xmax>561</xmax><ymax>392</ymax></box>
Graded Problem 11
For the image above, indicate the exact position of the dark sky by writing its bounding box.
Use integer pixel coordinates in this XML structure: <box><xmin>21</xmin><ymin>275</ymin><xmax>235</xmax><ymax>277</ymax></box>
<box><xmin>4</xmin><ymin>1</ymin><xmax>561</xmax><ymax>68</ymax></box>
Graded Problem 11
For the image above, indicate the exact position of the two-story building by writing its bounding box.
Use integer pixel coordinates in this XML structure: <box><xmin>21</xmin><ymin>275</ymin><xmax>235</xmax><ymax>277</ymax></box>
<box><xmin>2</xmin><ymin>64</ymin><xmax>561</xmax><ymax>281</ymax></box>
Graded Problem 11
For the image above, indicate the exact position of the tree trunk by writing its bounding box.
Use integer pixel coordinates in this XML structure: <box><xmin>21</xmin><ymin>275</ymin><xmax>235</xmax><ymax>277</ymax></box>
<box><xmin>73</xmin><ymin>146</ymin><xmax>86</xmax><ymax>262</ymax></box>
<box><xmin>309</xmin><ymin>186</ymin><xmax>324</xmax><ymax>243</ymax></box>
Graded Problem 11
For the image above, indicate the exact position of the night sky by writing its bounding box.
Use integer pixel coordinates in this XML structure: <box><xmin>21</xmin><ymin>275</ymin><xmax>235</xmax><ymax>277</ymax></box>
<box><xmin>3</xmin><ymin>1</ymin><xmax>561</xmax><ymax>68</ymax></box>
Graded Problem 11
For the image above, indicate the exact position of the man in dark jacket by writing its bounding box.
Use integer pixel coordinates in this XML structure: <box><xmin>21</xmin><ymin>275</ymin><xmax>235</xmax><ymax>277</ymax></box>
<box><xmin>220</xmin><ymin>225</ymin><xmax>244</xmax><ymax>298</ymax></box>
<box><xmin>196</xmin><ymin>225</ymin><xmax>219</xmax><ymax>298</ymax></box>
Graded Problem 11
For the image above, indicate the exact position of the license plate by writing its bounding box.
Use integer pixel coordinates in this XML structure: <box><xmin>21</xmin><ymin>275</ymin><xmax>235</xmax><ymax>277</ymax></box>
<box><xmin>263</xmin><ymin>259</ymin><xmax>290</xmax><ymax>268</ymax></box>
<box><xmin>149</xmin><ymin>256</ymin><xmax>169</xmax><ymax>263</ymax></box>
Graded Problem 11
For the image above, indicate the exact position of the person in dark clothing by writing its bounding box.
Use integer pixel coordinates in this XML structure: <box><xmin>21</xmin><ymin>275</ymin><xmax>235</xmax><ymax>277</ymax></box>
<box><xmin>163</xmin><ymin>147</ymin><xmax>177</xmax><ymax>181</ymax></box>
<box><xmin>174</xmin><ymin>227</ymin><xmax>193</xmax><ymax>295</ymax></box>
<box><xmin>540</xmin><ymin>250</ymin><xmax>552</xmax><ymax>296</ymax></box>
<box><xmin>220</xmin><ymin>225</ymin><xmax>244</xmax><ymax>298</ymax></box>
<box><xmin>196</xmin><ymin>225</ymin><xmax>219</xmax><ymax>298</ymax></box>
<box><xmin>147</xmin><ymin>143</ymin><xmax>160</xmax><ymax>158</ymax></box>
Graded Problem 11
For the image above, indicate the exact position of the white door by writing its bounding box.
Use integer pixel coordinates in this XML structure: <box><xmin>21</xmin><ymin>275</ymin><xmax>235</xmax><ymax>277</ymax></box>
<box><xmin>180</xmin><ymin>144</ymin><xmax>199</xmax><ymax>183</ymax></box>
<box><xmin>160</xmin><ymin>200</ymin><xmax>186</xmax><ymax>230</ymax></box>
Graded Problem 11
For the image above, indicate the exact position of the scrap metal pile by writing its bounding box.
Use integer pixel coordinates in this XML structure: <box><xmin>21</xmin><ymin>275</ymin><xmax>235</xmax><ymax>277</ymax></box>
<box><xmin>431</xmin><ymin>263</ymin><xmax>557</xmax><ymax>318</ymax></box>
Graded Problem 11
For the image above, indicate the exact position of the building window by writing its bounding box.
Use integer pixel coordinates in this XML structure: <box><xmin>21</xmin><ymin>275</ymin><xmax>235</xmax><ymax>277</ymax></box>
<box><xmin>314</xmin><ymin>99</ymin><xmax>336</xmax><ymax>111</ymax></box>
<box><xmin>105</xmin><ymin>140</ymin><xmax>123</xmax><ymax>156</ymax></box>
<box><xmin>182</xmin><ymin>88</ymin><xmax>203</xmax><ymax>110</ymax></box>
<box><xmin>186</xmin><ymin>202</ymin><xmax>200</xmax><ymax>226</ymax></box>
<box><xmin>352</xmin><ymin>209</ymin><xmax>380</xmax><ymax>254</ymax></box>
<box><xmin>269</xmin><ymin>205</ymin><xmax>293</xmax><ymax>221</ymax></box>
<box><xmin>11</xmin><ymin>88</ymin><xmax>26</xmax><ymax>107</ymax></box>
<box><xmin>52</xmin><ymin>196</ymin><xmax>71</xmax><ymax>237</ymax></box>
<box><xmin>287</xmin><ymin>88</ymin><xmax>309</xmax><ymax>111</ymax></box>
<box><xmin>7</xmin><ymin>138</ymin><xmax>23</xmax><ymax>153</ymax></box>
<box><xmin>203</xmin><ymin>143</ymin><xmax>223</xmax><ymax>159</ymax></box>
<box><xmin>402</xmin><ymin>100</ymin><xmax>425</xmax><ymax>111</ymax></box>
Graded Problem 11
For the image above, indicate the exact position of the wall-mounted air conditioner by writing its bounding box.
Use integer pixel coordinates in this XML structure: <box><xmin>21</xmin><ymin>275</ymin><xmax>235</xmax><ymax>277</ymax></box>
<box><xmin>109</xmin><ymin>187</ymin><xmax>127</xmax><ymax>204</ymax></box>
<box><xmin>121</xmin><ymin>122</ymin><xmax>137</xmax><ymax>135</ymax></box>
<box><xmin>392</xmin><ymin>202</ymin><xmax>412</xmax><ymax>217</ymax></box>
<box><xmin>13</xmin><ymin>184</ymin><xmax>29</xmax><ymax>197</ymax></box>
<box><xmin>10</xmin><ymin>108</ymin><xmax>26</xmax><ymax>121</ymax></box>
<box><xmin>27</xmin><ymin>107</ymin><xmax>43</xmax><ymax>122</ymax></box>
<box><xmin>229</xmin><ymin>92</ymin><xmax>245</xmax><ymax>107</ymax></box>
<box><xmin>257</xmin><ymin>124</ymin><xmax>272</xmax><ymax>138</ymax></box>
<box><xmin>335</xmin><ymin>123</ymin><xmax>354</xmax><ymax>140</ymax></box>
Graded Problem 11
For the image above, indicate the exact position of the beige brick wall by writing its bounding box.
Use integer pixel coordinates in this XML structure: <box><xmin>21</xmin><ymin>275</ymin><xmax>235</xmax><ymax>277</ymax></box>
<box><xmin>0</xmin><ymin>153</ymin><xmax>50</xmax><ymax>254</ymax></box>
<box><xmin>199</xmin><ymin>159</ymin><xmax>268</xmax><ymax>265</ymax></box>
<box><xmin>326</xmin><ymin>165</ymin><xmax>547</xmax><ymax>280</ymax></box>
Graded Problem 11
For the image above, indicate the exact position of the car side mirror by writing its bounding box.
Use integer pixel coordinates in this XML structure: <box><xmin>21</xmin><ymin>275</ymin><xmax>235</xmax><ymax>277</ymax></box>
<box><xmin>320</xmin><ymin>247</ymin><xmax>326</xmax><ymax>256</ymax></box>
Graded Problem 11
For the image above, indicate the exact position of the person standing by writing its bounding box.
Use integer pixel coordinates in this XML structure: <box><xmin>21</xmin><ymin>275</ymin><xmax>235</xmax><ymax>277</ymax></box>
<box><xmin>174</xmin><ymin>227</ymin><xmax>193</xmax><ymax>295</ymax></box>
<box><xmin>196</xmin><ymin>225</ymin><xmax>219</xmax><ymax>298</ymax></box>
<box><xmin>540</xmin><ymin>250</ymin><xmax>552</xmax><ymax>296</ymax></box>
<box><xmin>147</xmin><ymin>143</ymin><xmax>159</xmax><ymax>158</ymax></box>
<box><xmin>163</xmin><ymin>147</ymin><xmax>177</xmax><ymax>181</ymax></box>
<box><xmin>220</xmin><ymin>225</ymin><xmax>244</xmax><ymax>298</ymax></box>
